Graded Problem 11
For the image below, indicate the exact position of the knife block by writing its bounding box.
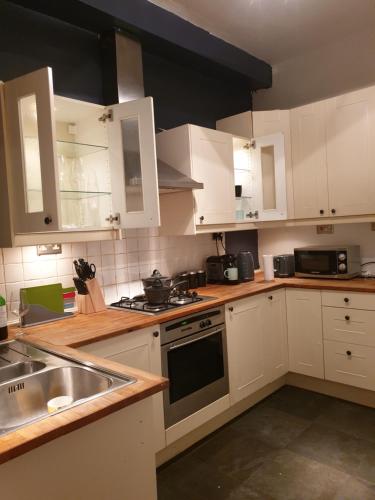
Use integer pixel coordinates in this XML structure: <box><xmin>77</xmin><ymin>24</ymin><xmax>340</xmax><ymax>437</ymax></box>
<box><xmin>77</xmin><ymin>278</ymin><xmax>106</xmax><ymax>314</ymax></box>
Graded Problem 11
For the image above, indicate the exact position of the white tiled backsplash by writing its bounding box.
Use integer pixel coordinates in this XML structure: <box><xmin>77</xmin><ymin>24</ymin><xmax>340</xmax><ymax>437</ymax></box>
<box><xmin>0</xmin><ymin>228</ymin><xmax>217</xmax><ymax>323</ymax></box>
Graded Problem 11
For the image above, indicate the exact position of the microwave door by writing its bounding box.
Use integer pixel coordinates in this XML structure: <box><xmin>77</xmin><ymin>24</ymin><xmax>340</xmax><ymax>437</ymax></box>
<box><xmin>295</xmin><ymin>251</ymin><xmax>338</xmax><ymax>275</ymax></box>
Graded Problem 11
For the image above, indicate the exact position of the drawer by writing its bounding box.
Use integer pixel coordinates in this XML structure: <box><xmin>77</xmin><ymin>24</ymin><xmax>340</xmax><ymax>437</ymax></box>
<box><xmin>323</xmin><ymin>306</ymin><xmax>375</xmax><ymax>347</ymax></box>
<box><xmin>324</xmin><ymin>340</ymin><xmax>375</xmax><ymax>391</ymax></box>
<box><xmin>322</xmin><ymin>291</ymin><xmax>375</xmax><ymax>311</ymax></box>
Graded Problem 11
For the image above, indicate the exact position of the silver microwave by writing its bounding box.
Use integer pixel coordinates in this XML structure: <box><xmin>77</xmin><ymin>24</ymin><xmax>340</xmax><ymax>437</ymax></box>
<box><xmin>294</xmin><ymin>245</ymin><xmax>360</xmax><ymax>279</ymax></box>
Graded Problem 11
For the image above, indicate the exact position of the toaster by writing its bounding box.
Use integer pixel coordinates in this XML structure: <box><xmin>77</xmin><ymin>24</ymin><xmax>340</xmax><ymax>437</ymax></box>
<box><xmin>273</xmin><ymin>254</ymin><xmax>295</xmax><ymax>278</ymax></box>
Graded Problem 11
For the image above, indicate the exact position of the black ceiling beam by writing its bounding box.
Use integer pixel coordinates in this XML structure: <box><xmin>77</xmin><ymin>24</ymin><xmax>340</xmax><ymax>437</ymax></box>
<box><xmin>7</xmin><ymin>0</ymin><xmax>272</xmax><ymax>90</ymax></box>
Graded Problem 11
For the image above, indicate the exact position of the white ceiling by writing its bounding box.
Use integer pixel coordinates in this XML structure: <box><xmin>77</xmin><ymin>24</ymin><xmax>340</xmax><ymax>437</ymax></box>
<box><xmin>147</xmin><ymin>0</ymin><xmax>375</xmax><ymax>64</ymax></box>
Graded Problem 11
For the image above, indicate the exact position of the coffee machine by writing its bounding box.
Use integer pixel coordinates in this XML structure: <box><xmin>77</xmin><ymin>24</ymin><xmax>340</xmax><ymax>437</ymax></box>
<box><xmin>206</xmin><ymin>254</ymin><xmax>236</xmax><ymax>283</ymax></box>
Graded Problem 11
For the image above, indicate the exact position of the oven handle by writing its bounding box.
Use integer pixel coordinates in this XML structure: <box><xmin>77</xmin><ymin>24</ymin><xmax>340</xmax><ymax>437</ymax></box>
<box><xmin>168</xmin><ymin>328</ymin><xmax>224</xmax><ymax>351</ymax></box>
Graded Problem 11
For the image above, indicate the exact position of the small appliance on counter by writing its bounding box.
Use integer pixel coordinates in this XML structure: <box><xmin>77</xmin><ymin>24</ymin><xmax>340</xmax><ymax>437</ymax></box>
<box><xmin>294</xmin><ymin>245</ymin><xmax>360</xmax><ymax>279</ymax></box>
<box><xmin>237</xmin><ymin>251</ymin><xmax>255</xmax><ymax>282</ymax></box>
<box><xmin>206</xmin><ymin>254</ymin><xmax>236</xmax><ymax>284</ymax></box>
<box><xmin>274</xmin><ymin>254</ymin><xmax>295</xmax><ymax>277</ymax></box>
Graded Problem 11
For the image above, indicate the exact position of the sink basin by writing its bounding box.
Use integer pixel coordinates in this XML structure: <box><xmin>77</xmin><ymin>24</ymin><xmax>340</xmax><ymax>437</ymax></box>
<box><xmin>0</xmin><ymin>339</ymin><xmax>135</xmax><ymax>435</ymax></box>
<box><xmin>0</xmin><ymin>361</ymin><xmax>46</xmax><ymax>384</ymax></box>
<box><xmin>0</xmin><ymin>366</ymin><xmax>113</xmax><ymax>432</ymax></box>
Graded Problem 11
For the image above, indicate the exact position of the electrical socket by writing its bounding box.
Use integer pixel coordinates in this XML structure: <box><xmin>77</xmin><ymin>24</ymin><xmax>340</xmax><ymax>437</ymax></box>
<box><xmin>212</xmin><ymin>232</ymin><xmax>223</xmax><ymax>241</ymax></box>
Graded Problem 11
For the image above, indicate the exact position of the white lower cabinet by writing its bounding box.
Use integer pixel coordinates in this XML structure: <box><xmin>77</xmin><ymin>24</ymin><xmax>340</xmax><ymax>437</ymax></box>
<box><xmin>324</xmin><ymin>340</ymin><xmax>375</xmax><ymax>391</ymax></box>
<box><xmin>226</xmin><ymin>291</ymin><xmax>288</xmax><ymax>406</ymax></box>
<box><xmin>264</xmin><ymin>289</ymin><xmax>289</xmax><ymax>382</ymax></box>
<box><xmin>286</xmin><ymin>288</ymin><xmax>324</xmax><ymax>379</ymax></box>
<box><xmin>226</xmin><ymin>294</ymin><xmax>267</xmax><ymax>405</ymax></box>
<box><xmin>79</xmin><ymin>326</ymin><xmax>166</xmax><ymax>452</ymax></box>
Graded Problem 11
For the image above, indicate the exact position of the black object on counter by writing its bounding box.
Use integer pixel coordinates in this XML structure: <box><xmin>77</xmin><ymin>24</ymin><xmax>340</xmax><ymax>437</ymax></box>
<box><xmin>197</xmin><ymin>270</ymin><xmax>207</xmax><ymax>287</ymax></box>
<box><xmin>237</xmin><ymin>251</ymin><xmax>255</xmax><ymax>282</ymax></box>
<box><xmin>0</xmin><ymin>326</ymin><xmax>8</xmax><ymax>341</ymax></box>
<box><xmin>188</xmin><ymin>271</ymin><xmax>199</xmax><ymax>289</ymax></box>
<box><xmin>274</xmin><ymin>254</ymin><xmax>295</xmax><ymax>277</ymax></box>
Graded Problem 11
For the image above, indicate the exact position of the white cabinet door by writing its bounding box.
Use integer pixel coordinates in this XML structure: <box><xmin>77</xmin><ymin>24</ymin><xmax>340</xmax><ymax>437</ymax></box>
<box><xmin>4</xmin><ymin>67</ymin><xmax>60</xmax><ymax>233</ymax></box>
<box><xmin>226</xmin><ymin>295</ymin><xmax>267</xmax><ymax>405</ymax></box>
<box><xmin>290</xmin><ymin>101</ymin><xmax>329</xmax><ymax>219</ymax></box>
<box><xmin>325</xmin><ymin>87</ymin><xmax>375</xmax><ymax>217</ymax></box>
<box><xmin>286</xmin><ymin>289</ymin><xmax>324</xmax><ymax>379</ymax></box>
<box><xmin>253</xmin><ymin>109</ymin><xmax>294</xmax><ymax>219</ymax></box>
<box><xmin>252</xmin><ymin>132</ymin><xmax>287</xmax><ymax>221</ymax></box>
<box><xmin>79</xmin><ymin>326</ymin><xmax>166</xmax><ymax>453</ymax></box>
<box><xmin>263</xmin><ymin>289</ymin><xmax>289</xmax><ymax>382</ymax></box>
<box><xmin>190</xmin><ymin>125</ymin><xmax>236</xmax><ymax>225</ymax></box>
<box><xmin>107</xmin><ymin>96</ymin><xmax>160</xmax><ymax>228</ymax></box>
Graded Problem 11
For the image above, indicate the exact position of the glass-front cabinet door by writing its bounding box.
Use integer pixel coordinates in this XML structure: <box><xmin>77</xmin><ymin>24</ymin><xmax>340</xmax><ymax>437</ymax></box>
<box><xmin>3</xmin><ymin>67</ymin><xmax>160</xmax><ymax>234</ymax></box>
<box><xmin>253</xmin><ymin>132</ymin><xmax>287</xmax><ymax>221</ymax></box>
<box><xmin>106</xmin><ymin>97</ymin><xmax>160</xmax><ymax>228</ymax></box>
<box><xmin>4</xmin><ymin>67</ymin><xmax>60</xmax><ymax>233</ymax></box>
<box><xmin>232</xmin><ymin>132</ymin><xmax>287</xmax><ymax>222</ymax></box>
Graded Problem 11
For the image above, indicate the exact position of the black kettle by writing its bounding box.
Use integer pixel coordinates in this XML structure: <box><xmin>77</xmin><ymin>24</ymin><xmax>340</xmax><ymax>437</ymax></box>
<box><xmin>237</xmin><ymin>251</ymin><xmax>255</xmax><ymax>282</ymax></box>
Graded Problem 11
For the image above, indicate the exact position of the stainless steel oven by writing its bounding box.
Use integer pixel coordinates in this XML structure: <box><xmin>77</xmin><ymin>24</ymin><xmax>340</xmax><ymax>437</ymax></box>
<box><xmin>161</xmin><ymin>306</ymin><xmax>228</xmax><ymax>428</ymax></box>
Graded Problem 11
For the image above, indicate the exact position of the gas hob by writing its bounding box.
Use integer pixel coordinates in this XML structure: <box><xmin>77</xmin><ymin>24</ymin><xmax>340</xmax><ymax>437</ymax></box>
<box><xmin>109</xmin><ymin>292</ymin><xmax>215</xmax><ymax>315</ymax></box>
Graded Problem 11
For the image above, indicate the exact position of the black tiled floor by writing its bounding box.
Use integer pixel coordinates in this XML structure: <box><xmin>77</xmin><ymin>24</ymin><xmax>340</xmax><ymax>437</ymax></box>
<box><xmin>157</xmin><ymin>386</ymin><xmax>375</xmax><ymax>499</ymax></box>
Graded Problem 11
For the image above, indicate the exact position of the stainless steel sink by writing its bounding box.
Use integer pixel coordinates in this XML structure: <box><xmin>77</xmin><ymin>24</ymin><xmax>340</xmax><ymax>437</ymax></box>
<box><xmin>0</xmin><ymin>339</ymin><xmax>136</xmax><ymax>435</ymax></box>
<box><xmin>0</xmin><ymin>361</ymin><xmax>46</xmax><ymax>384</ymax></box>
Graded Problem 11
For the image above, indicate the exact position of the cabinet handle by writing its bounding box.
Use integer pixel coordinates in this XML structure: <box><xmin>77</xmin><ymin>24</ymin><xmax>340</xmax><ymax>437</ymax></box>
<box><xmin>346</xmin><ymin>350</ymin><xmax>352</xmax><ymax>357</ymax></box>
<box><xmin>331</xmin><ymin>208</ymin><xmax>336</xmax><ymax>214</ymax></box>
<box><xmin>345</xmin><ymin>315</ymin><xmax>350</xmax><ymax>321</ymax></box>
<box><xmin>268</xmin><ymin>295</ymin><xmax>273</xmax><ymax>300</ymax></box>
<box><xmin>319</xmin><ymin>209</ymin><xmax>324</xmax><ymax>215</ymax></box>
<box><xmin>228</xmin><ymin>306</ymin><xmax>234</xmax><ymax>312</ymax></box>
<box><xmin>44</xmin><ymin>216</ymin><xmax>52</xmax><ymax>225</ymax></box>
<box><xmin>199</xmin><ymin>216</ymin><xmax>205</xmax><ymax>223</ymax></box>
<box><xmin>344</xmin><ymin>297</ymin><xmax>350</xmax><ymax>303</ymax></box>
<box><xmin>153</xmin><ymin>331</ymin><xmax>159</xmax><ymax>338</ymax></box>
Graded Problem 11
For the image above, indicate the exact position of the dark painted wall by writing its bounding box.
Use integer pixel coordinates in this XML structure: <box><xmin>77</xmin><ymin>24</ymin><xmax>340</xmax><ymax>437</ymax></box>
<box><xmin>0</xmin><ymin>1</ymin><xmax>252</xmax><ymax>128</ymax></box>
<box><xmin>0</xmin><ymin>2</ymin><xmax>103</xmax><ymax>103</ymax></box>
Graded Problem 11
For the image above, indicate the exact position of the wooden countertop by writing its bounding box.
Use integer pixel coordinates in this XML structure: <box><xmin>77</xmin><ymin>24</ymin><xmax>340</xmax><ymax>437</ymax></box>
<box><xmin>3</xmin><ymin>273</ymin><xmax>375</xmax><ymax>464</ymax></box>
<box><xmin>13</xmin><ymin>274</ymin><xmax>375</xmax><ymax>349</ymax></box>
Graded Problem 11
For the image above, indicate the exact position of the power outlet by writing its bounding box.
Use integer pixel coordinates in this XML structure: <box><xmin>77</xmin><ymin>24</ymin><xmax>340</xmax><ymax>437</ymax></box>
<box><xmin>212</xmin><ymin>232</ymin><xmax>223</xmax><ymax>241</ymax></box>
<box><xmin>316</xmin><ymin>225</ymin><xmax>334</xmax><ymax>235</ymax></box>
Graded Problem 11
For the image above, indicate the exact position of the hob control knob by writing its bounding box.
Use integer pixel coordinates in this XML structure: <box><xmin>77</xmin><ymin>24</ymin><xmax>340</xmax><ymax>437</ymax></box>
<box><xmin>199</xmin><ymin>321</ymin><xmax>206</xmax><ymax>328</ymax></box>
<box><xmin>338</xmin><ymin>263</ymin><xmax>347</xmax><ymax>272</ymax></box>
<box><xmin>338</xmin><ymin>253</ymin><xmax>346</xmax><ymax>262</ymax></box>
<box><xmin>205</xmin><ymin>319</ymin><xmax>212</xmax><ymax>327</ymax></box>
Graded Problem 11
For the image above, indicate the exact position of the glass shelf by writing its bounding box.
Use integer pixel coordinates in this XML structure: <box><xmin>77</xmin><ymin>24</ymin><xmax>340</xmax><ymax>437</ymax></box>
<box><xmin>235</xmin><ymin>196</ymin><xmax>252</xmax><ymax>200</ymax></box>
<box><xmin>234</xmin><ymin>167</ymin><xmax>252</xmax><ymax>172</ymax></box>
<box><xmin>56</xmin><ymin>140</ymin><xmax>108</xmax><ymax>158</ymax></box>
<box><xmin>60</xmin><ymin>190</ymin><xmax>112</xmax><ymax>200</ymax></box>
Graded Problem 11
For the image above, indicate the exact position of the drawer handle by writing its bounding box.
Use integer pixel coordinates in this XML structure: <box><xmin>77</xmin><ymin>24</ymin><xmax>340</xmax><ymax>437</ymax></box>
<box><xmin>228</xmin><ymin>306</ymin><xmax>234</xmax><ymax>312</ymax></box>
<box><xmin>344</xmin><ymin>297</ymin><xmax>350</xmax><ymax>303</ymax></box>
<box><xmin>268</xmin><ymin>295</ymin><xmax>273</xmax><ymax>300</ymax></box>
<box><xmin>346</xmin><ymin>350</ymin><xmax>352</xmax><ymax>357</ymax></box>
<box><xmin>345</xmin><ymin>315</ymin><xmax>350</xmax><ymax>321</ymax></box>
<box><xmin>153</xmin><ymin>331</ymin><xmax>159</xmax><ymax>338</ymax></box>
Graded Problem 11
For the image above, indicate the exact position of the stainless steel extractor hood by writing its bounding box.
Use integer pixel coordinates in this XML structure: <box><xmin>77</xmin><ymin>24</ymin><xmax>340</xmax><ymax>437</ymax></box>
<box><xmin>114</xmin><ymin>32</ymin><xmax>204</xmax><ymax>192</ymax></box>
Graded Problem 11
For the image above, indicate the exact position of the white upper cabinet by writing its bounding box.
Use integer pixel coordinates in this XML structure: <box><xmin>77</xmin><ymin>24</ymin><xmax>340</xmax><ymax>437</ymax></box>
<box><xmin>4</xmin><ymin>67</ymin><xmax>60</xmax><ymax>233</ymax></box>
<box><xmin>291</xmin><ymin>86</ymin><xmax>375</xmax><ymax>219</ymax></box>
<box><xmin>325</xmin><ymin>87</ymin><xmax>375</xmax><ymax>217</ymax></box>
<box><xmin>107</xmin><ymin>97</ymin><xmax>160</xmax><ymax>228</ymax></box>
<box><xmin>190</xmin><ymin>125</ymin><xmax>236</xmax><ymax>225</ymax></box>
<box><xmin>290</xmin><ymin>101</ymin><xmax>329</xmax><ymax>219</ymax></box>
<box><xmin>157</xmin><ymin>124</ymin><xmax>236</xmax><ymax>234</ymax></box>
<box><xmin>252</xmin><ymin>132</ymin><xmax>287</xmax><ymax>221</ymax></box>
<box><xmin>218</xmin><ymin>110</ymin><xmax>288</xmax><ymax>222</ymax></box>
<box><xmin>2</xmin><ymin>67</ymin><xmax>160</xmax><ymax>237</ymax></box>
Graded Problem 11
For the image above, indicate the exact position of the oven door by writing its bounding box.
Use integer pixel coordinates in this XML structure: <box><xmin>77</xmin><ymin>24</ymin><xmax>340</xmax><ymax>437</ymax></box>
<box><xmin>162</xmin><ymin>324</ymin><xmax>229</xmax><ymax>428</ymax></box>
<box><xmin>294</xmin><ymin>250</ymin><xmax>338</xmax><ymax>276</ymax></box>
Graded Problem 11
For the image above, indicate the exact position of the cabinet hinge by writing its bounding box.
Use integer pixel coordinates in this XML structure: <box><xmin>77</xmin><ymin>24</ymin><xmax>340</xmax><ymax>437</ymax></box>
<box><xmin>243</xmin><ymin>139</ymin><xmax>256</xmax><ymax>150</ymax></box>
<box><xmin>99</xmin><ymin>110</ymin><xmax>113</xmax><ymax>123</ymax></box>
<box><xmin>106</xmin><ymin>213</ymin><xmax>120</xmax><ymax>226</ymax></box>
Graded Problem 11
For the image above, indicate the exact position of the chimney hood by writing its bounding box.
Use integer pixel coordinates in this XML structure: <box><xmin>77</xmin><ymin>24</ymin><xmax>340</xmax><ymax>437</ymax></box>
<box><xmin>111</xmin><ymin>31</ymin><xmax>204</xmax><ymax>192</ymax></box>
